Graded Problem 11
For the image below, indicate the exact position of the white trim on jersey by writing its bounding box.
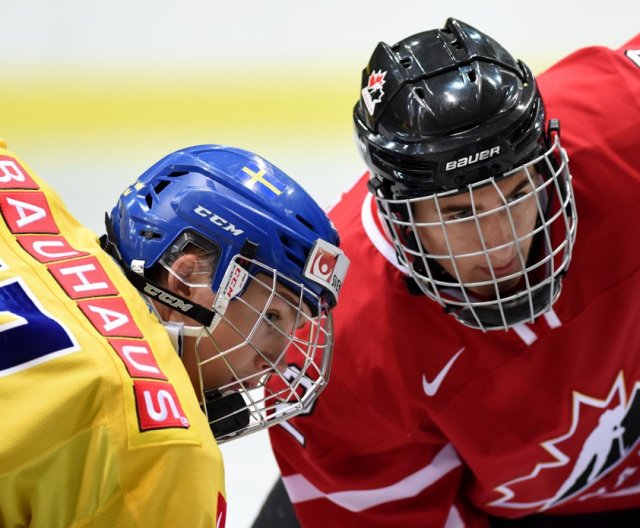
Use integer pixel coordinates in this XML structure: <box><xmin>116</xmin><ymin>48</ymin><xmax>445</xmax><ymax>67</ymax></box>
<box><xmin>282</xmin><ymin>443</ymin><xmax>462</xmax><ymax>512</ymax></box>
<box><xmin>543</xmin><ymin>310</ymin><xmax>562</xmax><ymax>329</ymax></box>
<box><xmin>445</xmin><ymin>505</ymin><xmax>465</xmax><ymax>528</ymax></box>
<box><xmin>361</xmin><ymin>192</ymin><xmax>409</xmax><ymax>274</ymax></box>
<box><xmin>0</xmin><ymin>276</ymin><xmax>80</xmax><ymax>378</ymax></box>
<box><xmin>512</xmin><ymin>308</ymin><xmax>562</xmax><ymax>345</ymax></box>
<box><xmin>512</xmin><ymin>323</ymin><xmax>538</xmax><ymax>345</ymax></box>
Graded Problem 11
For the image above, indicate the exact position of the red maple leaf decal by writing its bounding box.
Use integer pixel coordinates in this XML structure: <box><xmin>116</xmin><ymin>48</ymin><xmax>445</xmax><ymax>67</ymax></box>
<box><xmin>368</xmin><ymin>70</ymin><xmax>386</xmax><ymax>88</ymax></box>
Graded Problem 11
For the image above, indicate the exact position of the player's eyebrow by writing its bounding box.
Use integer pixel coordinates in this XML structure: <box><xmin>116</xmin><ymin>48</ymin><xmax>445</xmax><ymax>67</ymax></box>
<box><xmin>437</xmin><ymin>201</ymin><xmax>473</xmax><ymax>215</ymax></box>
<box><xmin>504</xmin><ymin>176</ymin><xmax>534</xmax><ymax>198</ymax></box>
<box><xmin>275</xmin><ymin>285</ymin><xmax>301</xmax><ymax>308</ymax></box>
<box><xmin>275</xmin><ymin>283</ymin><xmax>313</xmax><ymax>318</ymax></box>
<box><xmin>438</xmin><ymin>174</ymin><xmax>533</xmax><ymax>215</ymax></box>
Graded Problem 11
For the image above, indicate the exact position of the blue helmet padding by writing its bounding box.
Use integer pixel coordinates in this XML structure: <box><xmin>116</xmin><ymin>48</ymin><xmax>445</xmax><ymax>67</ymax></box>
<box><xmin>110</xmin><ymin>145</ymin><xmax>341</xmax><ymax>309</ymax></box>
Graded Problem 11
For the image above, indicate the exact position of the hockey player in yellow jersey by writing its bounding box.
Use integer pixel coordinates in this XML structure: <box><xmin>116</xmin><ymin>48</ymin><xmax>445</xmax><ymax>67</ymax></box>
<box><xmin>0</xmin><ymin>141</ymin><xmax>348</xmax><ymax>527</ymax></box>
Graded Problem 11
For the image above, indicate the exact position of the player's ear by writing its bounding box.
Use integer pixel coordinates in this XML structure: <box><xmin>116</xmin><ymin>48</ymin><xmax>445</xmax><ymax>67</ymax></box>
<box><xmin>166</xmin><ymin>253</ymin><xmax>200</xmax><ymax>296</ymax></box>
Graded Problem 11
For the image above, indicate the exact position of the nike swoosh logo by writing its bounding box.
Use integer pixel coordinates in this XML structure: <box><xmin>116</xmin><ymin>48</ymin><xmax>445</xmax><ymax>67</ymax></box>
<box><xmin>422</xmin><ymin>347</ymin><xmax>465</xmax><ymax>397</ymax></box>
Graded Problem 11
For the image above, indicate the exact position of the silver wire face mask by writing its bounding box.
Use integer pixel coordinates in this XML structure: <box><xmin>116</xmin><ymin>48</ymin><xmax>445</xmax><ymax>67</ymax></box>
<box><xmin>184</xmin><ymin>256</ymin><xmax>334</xmax><ymax>443</ymax></box>
<box><xmin>375</xmin><ymin>137</ymin><xmax>577</xmax><ymax>331</ymax></box>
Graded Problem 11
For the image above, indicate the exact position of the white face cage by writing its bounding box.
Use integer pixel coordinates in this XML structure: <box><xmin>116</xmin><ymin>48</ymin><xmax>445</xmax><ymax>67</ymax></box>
<box><xmin>194</xmin><ymin>256</ymin><xmax>333</xmax><ymax>443</ymax></box>
<box><xmin>375</xmin><ymin>136</ymin><xmax>577</xmax><ymax>331</ymax></box>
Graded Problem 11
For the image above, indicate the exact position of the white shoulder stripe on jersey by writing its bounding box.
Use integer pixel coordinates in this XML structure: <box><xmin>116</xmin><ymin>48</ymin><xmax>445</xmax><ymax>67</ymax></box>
<box><xmin>445</xmin><ymin>505</ymin><xmax>465</xmax><ymax>528</ymax></box>
<box><xmin>512</xmin><ymin>308</ymin><xmax>562</xmax><ymax>345</ymax></box>
<box><xmin>512</xmin><ymin>323</ymin><xmax>538</xmax><ymax>345</ymax></box>
<box><xmin>543</xmin><ymin>309</ymin><xmax>562</xmax><ymax>329</ymax></box>
<box><xmin>360</xmin><ymin>192</ymin><xmax>409</xmax><ymax>274</ymax></box>
<box><xmin>282</xmin><ymin>443</ymin><xmax>461</xmax><ymax>512</ymax></box>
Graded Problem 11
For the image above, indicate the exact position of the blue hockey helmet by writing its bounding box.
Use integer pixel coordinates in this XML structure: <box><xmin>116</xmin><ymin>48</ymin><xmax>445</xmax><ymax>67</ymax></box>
<box><xmin>105</xmin><ymin>145</ymin><xmax>349</xmax><ymax>442</ymax></box>
<box><xmin>109</xmin><ymin>144</ymin><xmax>347</xmax><ymax>315</ymax></box>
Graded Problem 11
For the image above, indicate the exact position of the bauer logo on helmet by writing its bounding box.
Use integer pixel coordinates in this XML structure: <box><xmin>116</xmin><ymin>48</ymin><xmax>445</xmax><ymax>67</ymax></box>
<box><xmin>445</xmin><ymin>146</ymin><xmax>501</xmax><ymax>171</ymax></box>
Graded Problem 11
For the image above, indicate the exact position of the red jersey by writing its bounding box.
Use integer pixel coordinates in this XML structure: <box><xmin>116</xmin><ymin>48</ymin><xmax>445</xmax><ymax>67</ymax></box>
<box><xmin>269</xmin><ymin>36</ymin><xmax>640</xmax><ymax>527</ymax></box>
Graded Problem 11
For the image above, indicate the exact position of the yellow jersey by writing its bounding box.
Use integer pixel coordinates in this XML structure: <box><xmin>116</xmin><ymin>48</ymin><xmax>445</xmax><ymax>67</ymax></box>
<box><xmin>0</xmin><ymin>148</ymin><xmax>226</xmax><ymax>527</ymax></box>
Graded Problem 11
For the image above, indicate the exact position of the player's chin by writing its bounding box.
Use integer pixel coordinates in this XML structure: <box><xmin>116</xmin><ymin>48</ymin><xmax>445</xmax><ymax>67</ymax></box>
<box><xmin>467</xmin><ymin>276</ymin><xmax>522</xmax><ymax>298</ymax></box>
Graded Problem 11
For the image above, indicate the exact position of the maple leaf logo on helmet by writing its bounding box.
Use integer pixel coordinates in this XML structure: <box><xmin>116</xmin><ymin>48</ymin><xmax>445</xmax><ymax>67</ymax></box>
<box><xmin>362</xmin><ymin>69</ymin><xmax>387</xmax><ymax>116</ymax></box>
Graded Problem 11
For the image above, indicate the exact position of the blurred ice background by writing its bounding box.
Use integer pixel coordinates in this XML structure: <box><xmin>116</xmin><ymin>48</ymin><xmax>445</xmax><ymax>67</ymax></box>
<box><xmin>1</xmin><ymin>1</ymin><xmax>636</xmax><ymax>525</ymax></box>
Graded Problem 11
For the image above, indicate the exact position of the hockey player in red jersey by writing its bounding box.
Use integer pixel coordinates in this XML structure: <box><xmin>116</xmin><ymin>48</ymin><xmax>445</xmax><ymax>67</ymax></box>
<box><xmin>261</xmin><ymin>18</ymin><xmax>640</xmax><ymax>527</ymax></box>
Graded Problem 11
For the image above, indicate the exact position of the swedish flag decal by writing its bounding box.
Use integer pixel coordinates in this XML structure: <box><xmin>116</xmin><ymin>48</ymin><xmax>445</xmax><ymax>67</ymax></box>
<box><xmin>240</xmin><ymin>165</ymin><xmax>284</xmax><ymax>196</ymax></box>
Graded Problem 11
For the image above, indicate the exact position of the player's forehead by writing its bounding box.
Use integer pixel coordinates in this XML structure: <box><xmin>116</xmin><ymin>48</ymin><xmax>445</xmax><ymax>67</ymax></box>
<box><xmin>246</xmin><ymin>272</ymin><xmax>311</xmax><ymax>315</ymax></box>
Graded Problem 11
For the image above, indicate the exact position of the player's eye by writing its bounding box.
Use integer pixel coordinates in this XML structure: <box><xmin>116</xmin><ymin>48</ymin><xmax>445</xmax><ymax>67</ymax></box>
<box><xmin>507</xmin><ymin>190</ymin><xmax>529</xmax><ymax>204</ymax></box>
<box><xmin>446</xmin><ymin>208</ymin><xmax>474</xmax><ymax>221</ymax></box>
<box><xmin>264</xmin><ymin>311</ymin><xmax>281</xmax><ymax>327</ymax></box>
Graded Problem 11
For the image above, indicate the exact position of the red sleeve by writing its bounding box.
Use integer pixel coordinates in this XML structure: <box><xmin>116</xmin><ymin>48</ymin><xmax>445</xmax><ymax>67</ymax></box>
<box><xmin>537</xmin><ymin>33</ymin><xmax>640</xmax><ymax>158</ymax></box>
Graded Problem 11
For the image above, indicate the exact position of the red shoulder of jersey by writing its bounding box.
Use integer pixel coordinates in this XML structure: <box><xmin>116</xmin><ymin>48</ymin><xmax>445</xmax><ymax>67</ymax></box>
<box><xmin>538</xmin><ymin>34</ymin><xmax>640</xmax><ymax>159</ymax></box>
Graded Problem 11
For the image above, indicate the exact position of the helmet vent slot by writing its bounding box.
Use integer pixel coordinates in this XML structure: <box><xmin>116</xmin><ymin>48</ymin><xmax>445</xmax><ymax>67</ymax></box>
<box><xmin>279</xmin><ymin>234</ymin><xmax>305</xmax><ymax>267</ymax></box>
<box><xmin>295</xmin><ymin>214</ymin><xmax>314</xmax><ymax>231</ymax></box>
<box><xmin>413</xmin><ymin>87</ymin><xmax>425</xmax><ymax>99</ymax></box>
<box><xmin>467</xmin><ymin>70</ymin><xmax>477</xmax><ymax>83</ymax></box>
<box><xmin>153</xmin><ymin>180</ymin><xmax>172</xmax><ymax>196</ymax></box>
<box><xmin>400</xmin><ymin>57</ymin><xmax>412</xmax><ymax>68</ymax></box>
<box><xmin>144</xmin><ymin>179</ymin><xmax>173</xmax><ymax>208</ymax></box>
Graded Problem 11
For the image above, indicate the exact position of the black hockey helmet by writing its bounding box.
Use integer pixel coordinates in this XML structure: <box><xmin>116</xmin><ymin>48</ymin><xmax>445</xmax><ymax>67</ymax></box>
<box><xmin>354</xmin><ymin>17</ymin><xmax>547</xmax><ymax>198</ymax></box>
<box><xmin>353</xmin><ymin>18</ymin><xmax>577</xmax><ymax>331</ymax></box>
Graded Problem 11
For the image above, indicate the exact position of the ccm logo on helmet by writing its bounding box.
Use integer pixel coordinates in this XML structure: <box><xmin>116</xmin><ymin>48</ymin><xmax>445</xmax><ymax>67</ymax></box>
<box><xmin>445</xmin><ymin>146</ymin><xmax>501</xmax><ymax>171</ymax></box>
<box><xmin>143</xmin><ymin>284</ymin><xmax>193</xmax><ymax>312</ymax></box>
<box><xmin>194</xmin><ymin>206</ymin><xmax>244</xmax><ymax>236</ymax></box>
